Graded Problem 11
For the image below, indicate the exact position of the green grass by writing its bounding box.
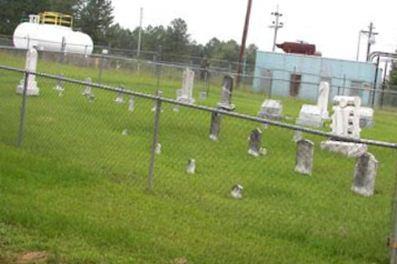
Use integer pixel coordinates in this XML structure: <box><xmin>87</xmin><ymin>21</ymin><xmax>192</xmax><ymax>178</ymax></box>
<box><xmin>0</xmin><ymin>50</ymin><xmax>397</xmax><ymax>263</ymax></box>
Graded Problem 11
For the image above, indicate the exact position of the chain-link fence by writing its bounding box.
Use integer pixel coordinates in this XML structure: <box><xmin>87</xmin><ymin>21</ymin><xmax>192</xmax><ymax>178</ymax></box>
<box><xmin>2</xmin><ymin>46</ymin><xmax>397</xmax><ymax>122</ymax></box>
<box><xmin>1</xmin><ymin>62</ymin><xmax>397</xmax><ymax>262</ymax></box>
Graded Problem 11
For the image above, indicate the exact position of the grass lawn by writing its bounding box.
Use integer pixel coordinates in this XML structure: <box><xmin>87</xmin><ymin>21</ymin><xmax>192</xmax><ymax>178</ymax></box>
<box><xmin>0</xmin><ymin>50</ymin><xmax>397</xmax><ymax>263</ymax></box>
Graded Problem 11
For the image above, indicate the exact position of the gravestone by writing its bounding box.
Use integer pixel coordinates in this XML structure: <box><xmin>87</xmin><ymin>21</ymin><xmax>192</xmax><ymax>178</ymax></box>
<box><xmin>115</xmin><ymin>87</ymin><xmax>125</xmax><ymax>104</ymax></box>
<box><xmin>186</xmin><ymin>159</ymin><xmax>196</xmax><ymax>174</ymax></box>
<box><xmin>82</xmin><ymin>77</ymin><xmax>93</xmax><ymax>96</ymax></box>
<box><xmin>317</xmin><ymin>81</ymin><xmax>330</xmax><ymax>120</ymax></box>
<box><xmin>122</xmin><ymin>129</ymin><xmax>129</xmax><ymax>136</ymax></box>
<box><xmin>199</xmin><ymin>91</ymin><xmax>207</xmax><ymax>100</ymax></box>
<box><xmin>176</xmin><ymin>68</ymin><xmax>195</xmax><ymax>104</ymax></box>
<box><xmin>230</xmin><ymin>184</ymin><xmax>243</xmax><ymax>199</ymax></box>
<box><xmin>54</xmin><ymin>74</ymin><xmax>65</xmax><ymax>96</ymax></box>
<box><xmin>217</xmin><ymin>75</ymin><xmax>235</xmax><ymax>111</ymax></box>
<box><xmin>295</xmin><ymin>139</ymin><xmax>314</xmax><ymax>175</ymax></box>
<box><xmin>351</xmin><ymin>152</ymin><xmax>378</xmax><ymax>197</ymax></box>
<box><xmin>258</xmin><ymin>99</ymin><xmax>283</xmax><ymax>120</ymax></box>
<box><xmin>331</xmin><ymin>96</ymin><xmax>361</xmax><ymax>138</ymax></box>
<box><xmin>296</xmin><ymin>81</ymin><xmax>330</xmax><ymax>128</ymax></box>
<box><xmin>321</xmin><ymin>96</ymin><xmax>364</xmax><ymax>157</ymax></box>
<box><xmin>155</xmin><ymin>143</ymin><xmax>162</xmax><ymax>155</ymax></box>
<box><xmin>296</xmin><ymin>104</ymin><xmax>323</xmax><ymax>128</ymax></box>
<box><xmin>128</xmin><ymin>96</ymin><xmax>135</xmax><ymax>112</ymax></box>
<box><xmin>209</xmin><ymin>112</ymin><xmax>222</xmax><ymax>141</ymax></box>
<box><xmin>17</xmin><ymin>47</ymin><xmax>39</xmax><ymax>96</ymax></box>
<box><xmin>359</xmin><ymin>107</ymin><xmax>374</xmax><ymax>128</ymax></box>
<box><xmin>248</xmin><ymin>128</ymin><xmax>266</xmax><ymax>157</ymax></box>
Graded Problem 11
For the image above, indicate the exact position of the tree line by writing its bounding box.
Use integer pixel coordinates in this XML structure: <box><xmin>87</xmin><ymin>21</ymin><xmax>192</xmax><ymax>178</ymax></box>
<box><xmin>0</xmin><ymin>0</ymin><xmax>257</xmax><ymax>69</ymax></box>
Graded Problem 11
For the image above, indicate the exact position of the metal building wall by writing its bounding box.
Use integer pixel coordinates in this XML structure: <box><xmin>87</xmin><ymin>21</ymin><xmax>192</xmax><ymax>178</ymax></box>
<box><xmin>253</xmin><ymin>51</ymin><xmax>381</xmax><ymax>106</ymax></box>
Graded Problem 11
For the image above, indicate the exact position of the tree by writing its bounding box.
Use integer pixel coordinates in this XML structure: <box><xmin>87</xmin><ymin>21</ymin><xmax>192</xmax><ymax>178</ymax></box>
<box><xmin>77</xmin><ymin>0</ymin><xmax>114</xmax><ymax>44</ymax></box>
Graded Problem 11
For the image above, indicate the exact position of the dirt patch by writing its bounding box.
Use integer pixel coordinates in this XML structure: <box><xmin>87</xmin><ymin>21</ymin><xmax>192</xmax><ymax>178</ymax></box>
<box><xmin>16</xmin><ymin>251</ymin><xmax>48</xmax><ymax>264</ymax></box>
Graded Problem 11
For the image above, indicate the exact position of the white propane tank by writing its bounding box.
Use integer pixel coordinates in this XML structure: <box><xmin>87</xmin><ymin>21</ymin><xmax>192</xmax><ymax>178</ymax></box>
<box><xmin>13</xmin><ymin>15</ymin><xmax>94</xmax><ymax>55</ymax></box>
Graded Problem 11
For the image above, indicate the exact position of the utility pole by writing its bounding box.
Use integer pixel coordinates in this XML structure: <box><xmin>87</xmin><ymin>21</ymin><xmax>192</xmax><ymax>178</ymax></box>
<box><xmin>269</xmin><ymin>5</ymin><xmax>283</xmax><ymax>52</ymax></box>
<box><xmin>359</xmin><ymin>22</ymin><xmax>378</xmax><ymax>62</ymax></box>
<box><xmin>356</xmin><ymin>31</ymin><xmax>363</xmax><ymax>61</ymax></box>
<box><xmin>236</xmin><ymin>0</ymin><xmax>253</xmax><ymax>87</ymax></box>
<box><xmin>137</xmin><ymin>7</ymin><xmax>143</xmax><ymax>58</ymax></box>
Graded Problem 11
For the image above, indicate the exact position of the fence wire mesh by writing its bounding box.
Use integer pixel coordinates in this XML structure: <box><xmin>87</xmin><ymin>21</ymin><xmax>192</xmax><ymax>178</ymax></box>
<box><xmin>0</xmin><ymin>60</ymin><xmax>397</xmax><ymax>262</ymax></box>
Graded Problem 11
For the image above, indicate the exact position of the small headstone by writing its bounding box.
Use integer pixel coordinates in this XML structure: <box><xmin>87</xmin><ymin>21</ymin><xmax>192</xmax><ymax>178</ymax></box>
<box><xmin>17</xmin><ymin>47</ymin><xmax>39</xmax><ymax>96</ymax></box>
<box><xmin>155</xmin><ymin>143</ymin><xmax>162</xmax><ymax>155</ymax></box>
<box><xmin>114</xmin><ymin>90</ymin><xmax>125</xmax><ymax>104</ymax></box>
<box><xmin>176</xmin><ymin>68</ymin><xmax>195</xmax><ymax>104</ymax></box>
<box><xmin>128</xmin><ymin>96</ymin><xmax>135</xmax><ymax>112</ymax></box>
<box><xmin>295</xmin><ymin>139</ymin><xmax>314</xmax><ymax>176</ymax></box>
<box><xmin>217</xmin><ymin>75</ymin><xmax>235</xmax><ymax>111</ymax></box>
<box><xmin>199</xmin><ymin>91</ymin><xmax>207</xmax><ymax>100</ymax></box>
<box><xmin>82</xmin><ymin>77</ymin><xmax>92</xmax><ymax>95</ymax></box>
<box><xmin>248</xmin><ymin>128</ymin><xmax>266</xmax><ymax>157</ymax></box>
<box><xmin>351</xmin><ymin>152</ymin><xmax>378</xmax><ymax>197</ymax></box>
<box><xmin>209</xmin><ymin>112</ymin><xmax>222</xmax><ymax>141</ymax></box>
<box><xmin>173</xmin><ymin>105</ymin><xmax>180</xmax><ymax>112</ymax></box>
<box><xmin>359</xmin><ymin>107</ymin><xmax>374</xmax><ymax>128</ymax></box>
<box><xmin>122</xmin><ymin>129</ymin><xmax>129</xmax><ymax>136</ymax></box>
<box><xmin>54</xmin><ymin>75</ymin><xmax>65</xmax><ymax>96</ymax></box>
<box><xmin>186</xmin><ymin>159</ymin><xmax>196</xmax><ymax>174</ymax></box>
<box><xmin>258</xmin><ymin>99</ymin><xmax>283</xmax><ymax>120</ymax></box>
<box><xmin>230</xmin><ymin>184</ymin><xmax>243</xmax><ymax>199</ymax></box>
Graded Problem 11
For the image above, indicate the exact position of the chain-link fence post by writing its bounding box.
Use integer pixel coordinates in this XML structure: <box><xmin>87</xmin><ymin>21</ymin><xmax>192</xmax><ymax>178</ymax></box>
<box><xmin>147</xmin><ymin>98</ymin><xmax>162</xmax><ymax>191</ymax></box>
<box><xmin>17</xmin><ymin>71</ymin><xmax>29</xmax><ymax>147</ymax></box>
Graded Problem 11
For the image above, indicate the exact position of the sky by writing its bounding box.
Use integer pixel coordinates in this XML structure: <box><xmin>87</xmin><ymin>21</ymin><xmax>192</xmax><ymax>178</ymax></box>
<box><xmin>112</xmin><ymin>0</ymin><xmax>397</xmax><ymax>61</ymax></box>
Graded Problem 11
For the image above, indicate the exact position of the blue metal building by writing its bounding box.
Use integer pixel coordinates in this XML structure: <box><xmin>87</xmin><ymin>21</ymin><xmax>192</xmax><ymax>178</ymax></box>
<box><xmin>253</xmin><ymin>51</ymin><xmax>382</xmax><ymax>106</ymax></box>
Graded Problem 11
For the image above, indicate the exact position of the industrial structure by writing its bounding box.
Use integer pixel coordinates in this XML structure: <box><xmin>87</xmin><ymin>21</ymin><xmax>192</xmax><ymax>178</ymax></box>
<box><xmin>13</xmin><ymin>12</ymin><xmax>93</xmax><ymax>55</ymax></box>
<box><xmin>253</xmin><ymin>51</ymin><xmax>382</xmax><ymax>106</ymax></box>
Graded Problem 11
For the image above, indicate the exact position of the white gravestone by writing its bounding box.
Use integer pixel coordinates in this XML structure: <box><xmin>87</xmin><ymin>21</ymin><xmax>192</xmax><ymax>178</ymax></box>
<box><xmin>186</xmin><ymin>159</ymin><xmax>196</xmax><ymax>174</ymax></box>
<box><xmin>82</xmin><ymin>77</ymin><xmax>93</xmax><ymax>96</ymax></box>
<box><xmin>114</xmin><ymin>86</ymin><xmax>125</xmax><ymax>104</ymax></box>
<box><xmin>295</xmin><ymin>139</ymin><xmax>314</xmax><ymax>175</ymax></box>
<box><xmin>54</xmin><ymin>75</ymin><xmax>65</xmax><ymax>96</ymax></box>
<box><xmin>230</xmin><ymin>184</ymin><xmax>244</xmax><ymax>199</ymax></box>
<box><xmin>258</xmin><ymin>99</ymin><xmax>283</xmax><ymax>120</ymax></box>
<box><xmin>296</xmin><ymin>81</ymin><xmax>330</xmax><ymax>128</ymax></box>
<box><xmin>359</xmin><ymin>107</ymin><xmax>374</xmax><ymax>128</ymax></box>
<box><xmin>155</xmin><ymin>143</ymin><xmax>161</xmax><ymax>155</ymax></box>
<box><xmin>217</xmin><ymin>75</ymin><xmax>235</xmax><ymax>111</ymax></box>
<box><xmin>128</xmin><ymin>96</ymin><xmax>135</xmax><ymax>112</ymax></box>
<box><xmin>17</xmin><ymin>48</ymin><xmax>39</xmax><ymax>96</ymax></box>
<box><xmin>321</xmin><ymin>96</ymin><xmax>366</xmax><ymax>157</ymax></box>
<box><xmin>351</xmin><ymin>152</ymin><xmax>378</xmax><ymax>197</ymax></box>
<box><xmin>331</xmin><ymin>96</ymin><xmax>361</xmax><ymax>139</ymax></box>
<box><xmin>296</xmin><ymin>104</ymin><xmax>323</xmax><ymax>128</ymax></box>
<box><xmin>317</xmin><ymin>81</ymin><xmax>330</xmax><ymax>120</ymax></box>
<box><xmin>176</xmin><ymin>68</ymin><xmax>195</xmax><ymax>104</ymax></box>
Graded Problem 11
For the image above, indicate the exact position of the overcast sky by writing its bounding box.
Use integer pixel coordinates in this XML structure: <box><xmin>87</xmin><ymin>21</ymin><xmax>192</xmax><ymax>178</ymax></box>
<box><xmin>112</xmin><ymin>0</ymin><xmax>397</xmax><ymax>61</ymax></box>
